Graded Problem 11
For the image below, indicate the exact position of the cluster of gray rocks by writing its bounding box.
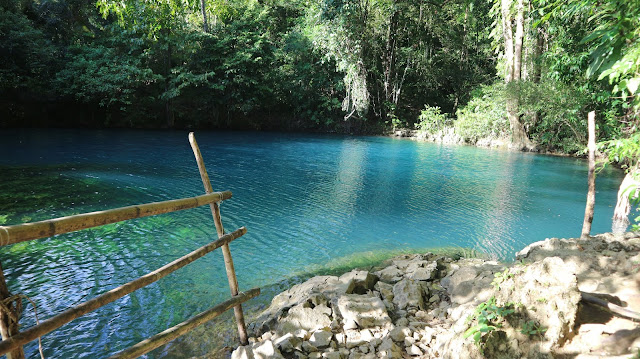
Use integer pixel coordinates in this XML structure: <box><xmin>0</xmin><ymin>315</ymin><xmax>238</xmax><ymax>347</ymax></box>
<box><xmin>393</xmin><ymin>127</ymin><xmax>508</xmax><ymax>148</ymax></box>
<box><xmin>231</xmin><ymin>232</ymin><xmax>640</xmax><ymax>359</ymax></box>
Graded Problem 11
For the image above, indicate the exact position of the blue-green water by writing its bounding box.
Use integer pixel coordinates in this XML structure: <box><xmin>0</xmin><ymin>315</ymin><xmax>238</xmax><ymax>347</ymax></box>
<box><xmin>0</xmin><ymin>129</ymin><xmax>624</xmax><ymax>358</ymax></box>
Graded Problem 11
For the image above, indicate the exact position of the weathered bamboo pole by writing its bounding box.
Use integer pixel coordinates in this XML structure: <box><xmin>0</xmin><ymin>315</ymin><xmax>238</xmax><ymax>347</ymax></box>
<box><xmin>581</xmin><ymin>291</ymin><xmax>640</xmax><ymax>321</ymax></box>
<box><xmin>188</xmin><ymin>132</ymin><xmax>249</xmax><ymax>345</ymax></box>
<box><xmin>0</xmin><ymin>191</ymin><xmax>232</xmax><ymax>247</ymax></box>
<box><xmin>581</xmin><ymin>111</ymin><xmax>596</xmax><ymax>239</ymax></box>
<box><xmin>108</xmin><ymin>287</ymin><xmax>260</xmax><ymax>359</ymax></box>
<box><xmin>0</xmin><ymin>227</ymin><xmax>247</xmax><ymax>356</ymax></box>
<box><xmin>0</xmin><ymin>262</ymin><xmax>25</xmax><ymax>359</ymax></box>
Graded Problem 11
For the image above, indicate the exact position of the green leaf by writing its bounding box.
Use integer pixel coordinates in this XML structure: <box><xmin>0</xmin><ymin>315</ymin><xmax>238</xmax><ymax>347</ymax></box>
<box><xmin>627</xmin><ymin>77</ymin><xmax>640</xmax><ymax>95</ymax></box>
<box><xmin>473</xmin><ymin>332</ymin><xmax>482</xmax><ymax>342</ymax></box>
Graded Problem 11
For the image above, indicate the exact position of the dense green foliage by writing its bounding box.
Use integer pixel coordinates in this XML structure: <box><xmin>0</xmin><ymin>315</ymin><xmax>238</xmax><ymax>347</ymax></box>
<box><xmin>443</xmin><ymin>0</ymin><xmax>636</xmax><ymax>153</ymax></box>
<box><xmin>0</xmin><ymin>0</ymin><xmax>637</xmax><ymax>153</ymax></box>
<box><xmin>0</xmin><ymin>0</ymin><xmax>495</xmax><ymax>132</ymax></box>
<box><xmin>414</xmin><ymin>105</ymin><xmax>452</xmax><ymax>134</ymax></box>
<box><xmin>454</xmin><ymin>83</ymin><xmax>509</xmax><ymax>143</ymax></box>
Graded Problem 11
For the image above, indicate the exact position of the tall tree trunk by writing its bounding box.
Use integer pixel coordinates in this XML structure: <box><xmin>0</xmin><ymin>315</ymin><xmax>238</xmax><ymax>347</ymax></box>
<box><xmin>200</xmin><ymin>0</ymin><xmax>208</xmax><ymax>32</ymax></box>
<box><xmin>612</xmin><ymin>167</ymin><xmax>640</xmax><ymax>234</ymax></box>
<box><xmin>501</xmin><ymin>0</ymin><xmax>514</xmax><ymax>83</ymax></box>
<box><xmin>531</xmin><ymin>26</ymin><xmax>545</xmax><ymax>126</ymax></box>
<box><xmin>383</xmin><ymin>8</ymin><xmax>399</xmax><ymax>106</ymax></box>
<box><xmin>502</xmin><ymin>0</ymin><xmax>535</xmax><ymax>151</ymax></box>
<box><xmin>513</xmin><ymin>0</ymin><xmax>524</xmax><ymax>81</ymax></box>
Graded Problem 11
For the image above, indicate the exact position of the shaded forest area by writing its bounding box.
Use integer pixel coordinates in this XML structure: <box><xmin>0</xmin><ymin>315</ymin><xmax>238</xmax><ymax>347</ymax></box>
<box><xmin>0</xmin><ymin>0</ymin><xmax>638</xmax><ymax>152</ymax></box>
<box><xmin>0</xmin><ymin>0</ymin><xmax>496</xmax><ymax>133</ymax></box>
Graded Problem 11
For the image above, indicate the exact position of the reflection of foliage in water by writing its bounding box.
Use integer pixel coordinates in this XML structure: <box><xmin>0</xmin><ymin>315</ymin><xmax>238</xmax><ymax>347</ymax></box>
<box><xmin>0</xmin><ymin>164</ymin><xmax>137</xmax><ymax>225</ymax></box>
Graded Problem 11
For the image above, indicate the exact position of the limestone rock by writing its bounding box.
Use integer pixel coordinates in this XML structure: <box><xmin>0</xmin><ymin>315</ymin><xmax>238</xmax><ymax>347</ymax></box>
<box><xmin>441</xmin><ymin>261</ymin><xmax>503</xmax><ymax>305</ymax></box>
<box><xmin>374</xmin><ymin>266</ymin><xmax>404</xmax><ymax>283</ymax></box>
<box><xmin>339</xmin><ymin>270</ymin><xmax>379</xmax><ymax>295</ymax></box>
<box><xmin>408</xmin><ymin>344</ymin><xmax>422</xmax><ymax>356</ymax></box>
<box><xmin>374</xmin><ymin>281</ymin><xmax>394</xmax><ymax>301</ymax></box>
<box><xmin>405</xmin><ymin>260</ymin><xmax>438</xmax><ymax>281</ymax></box>
<box><xmin>440</xmin><ymin>266</ymin><xmax>477</xmax><ymax>292</ymax></box>
<box><xmin>232</xmin><ymin>345</ymin><xmax>254</xmax><ymax>359</ymax></box>
<box><xmin>277</xmin><ymin>303</ymin><xmax>332</xmax><ymax>335</ymax></box>
<box><xmin>392</xmin><ymin>278</ymin><xmax>425</xmax><ymax>310</ymax></box>
<box><xmin>309</xmin><ymin>329</ymin><xmax>333</xmax><ymax>348</ymax></box>
<box><xmin>302</xmin><ymin>341</ymin><xmax>318</xmax><ymax>353</ymax></box>
<box><xmin>252</xmin><ymin>276</ymin><xmax>348</xmax><ymax>333</ymax></box>
<box><xmin>335</xmin><ymin>329</ymin><xmax>374</xmax><ymax>349</ymax></box>
<box><xmin>321</xmin><ymin>352</ymin><xmax>341</xmax><ymax>359</ymax></box>
<box><xmin>253</xmin><ymin>340</ymin><xmax>285</xmax><ymax>359</ymax></box>
<box><xmin>337</xmin><ymin>294</ymin><xmax>392</xmax><ymax>330</ymax></box>
<box><xmin>498</xmin><ymin>256</ymin><xmax>580</xmax><ymax>350</ymax></box>
<box><xmin>377</xmin><ymin>338</ymin><xmax>402</xmax><ymax>358</ymax></box>
<box><xmin>232</xmin><ymin>340</ymin><xmax>286</xmax><ymax>359</ymax></box>
<box><xmin>274</xmin><ymin>333</ymin><xmax>301</xmax><ymax>352</ymax></box>
<box><xmin>389</xmin><ymin>326</ymin><xmax>412</xmax><ymax>342</ymax></box>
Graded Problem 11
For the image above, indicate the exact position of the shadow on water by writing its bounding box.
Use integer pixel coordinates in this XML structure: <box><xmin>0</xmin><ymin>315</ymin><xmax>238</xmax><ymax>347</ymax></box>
<box><xmin>0</xmin><ymin>164</ymin><xmax>162</xmax><ymax>225</ymax></box>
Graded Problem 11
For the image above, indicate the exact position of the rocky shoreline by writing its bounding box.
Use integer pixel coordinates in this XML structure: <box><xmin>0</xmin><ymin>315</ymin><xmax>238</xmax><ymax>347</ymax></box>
<box><xmin>390</xmin><ymin>128</ymin><xmax>509</xmax><ymax>150</ymax></box>
<box><xmin>231</xmin><ymin>232</ymin><xmax>640</xmax><ymax>359</ymax></box>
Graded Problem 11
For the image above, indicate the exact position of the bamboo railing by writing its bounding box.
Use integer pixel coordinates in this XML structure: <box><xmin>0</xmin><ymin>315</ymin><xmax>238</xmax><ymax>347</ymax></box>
<box><xmin>0</xmin><ymin>133</ymin><xmax>258</xmax><ymax>358</ymax></box>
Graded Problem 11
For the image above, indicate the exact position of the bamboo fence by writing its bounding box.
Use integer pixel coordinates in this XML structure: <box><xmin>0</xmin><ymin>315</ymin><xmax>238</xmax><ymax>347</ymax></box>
<box><xmin>0</xmin><ymin>133</ymin><xmax>256</xmax><ymax>358</ymax></box>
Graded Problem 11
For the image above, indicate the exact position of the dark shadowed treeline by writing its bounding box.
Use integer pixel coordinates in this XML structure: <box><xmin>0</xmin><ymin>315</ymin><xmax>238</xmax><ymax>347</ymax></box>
<box><xmin>0</xmin><ymin>0</ymin><xmax>495</xmax><ymax>132</ymax></box>
<box><xmin>0</xmin><ymin>0</ymin><xmax>638</xmax><ymax>157</ymax></box>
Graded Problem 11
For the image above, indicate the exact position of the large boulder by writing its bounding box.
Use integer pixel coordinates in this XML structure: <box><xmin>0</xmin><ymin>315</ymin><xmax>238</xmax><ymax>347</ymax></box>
<box><xmin>441</xmin><ymin>260</ymin><xmax>503</xmax><ymax>305</ymax></box>
<box><xmin>374</xmin><ymin>265</ymin><xmax>404</xmax><ymax>283</ymax></box>
<box><xmin>337</xmin><ymin>294</ymin><xmax>392</xmax><ymax>330</ymax></box>
<box><xmin>405</xmin><ymin>260</ymin><xmax>438</xmax><ymax>281</ymax></box>
<box><xmin>276</xmin><ymin>303</ymin><xmax>332</xmax><ymax>335</ymax></box>
<box><xmin>251</xmin><ymin>276</ymin><xmax>348</xmax><ymax>334</ymax></box>
<box><xmin>392</xmin><ymin>278</ymin><xmax>425</xmax><ymax>310</ymax></box>
<box><xmin>438</xmin><ymin>257</ymin><xmax>580</xmax><ymax>359</ymax></box>
<box><xmin>231</xmin><ymin>340</ymin><xmax>286</xmax><ymax>359</ymax></box>
<box><xmin>339</xmin><ymin>270</ymin><xmax>379</xmax><ymax>295</ymax></box>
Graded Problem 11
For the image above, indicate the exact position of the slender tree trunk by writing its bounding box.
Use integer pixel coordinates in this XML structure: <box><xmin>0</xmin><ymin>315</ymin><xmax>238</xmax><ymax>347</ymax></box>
<box><xmin>612</xmin><ymin>167</ymin><xmax>640</xmax><ymax>234</ymax></box>
<box><xmin>200</xmin><ymin>0</ymin><xmax>208</xmax><ymax>32</ymax></box>
<box><xmin>581</xmin><ymin>111</ymin><xmax>596</xmax><ymax>239</ymax></box>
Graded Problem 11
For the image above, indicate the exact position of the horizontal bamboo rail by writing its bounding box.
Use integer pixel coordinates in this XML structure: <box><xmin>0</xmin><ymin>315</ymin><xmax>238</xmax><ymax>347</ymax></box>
<box><xmin>108</xmin><ymin>287</ymin><xmax>260</xmax><ymax>359</ymax></box>
<box><xmin>0</xmin><ymin>191</ymin><xmax>232</xmax><ymax>246</ymax></box>
<box><xmin>0</xmin><ymin>227</ymin><xmax>247</xmax><ymax>356</ymax></box>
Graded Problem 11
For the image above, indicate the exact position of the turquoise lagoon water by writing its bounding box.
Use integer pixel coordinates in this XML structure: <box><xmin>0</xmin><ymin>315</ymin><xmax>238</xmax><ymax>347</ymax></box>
<box><xmin>0</xmin><ymin>129</ymin><xmax>624</xmax><ymax>358</ymax></box>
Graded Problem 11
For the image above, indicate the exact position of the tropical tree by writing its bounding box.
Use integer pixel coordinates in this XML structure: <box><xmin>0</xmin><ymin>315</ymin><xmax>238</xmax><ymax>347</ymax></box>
<box><xmin>561</xmin><ymin>0</ymin><xmax>640</xmax><ymax>232</ymax></box>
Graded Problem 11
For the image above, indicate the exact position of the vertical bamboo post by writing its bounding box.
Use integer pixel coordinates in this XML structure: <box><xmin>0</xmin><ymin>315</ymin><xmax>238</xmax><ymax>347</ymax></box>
<box><xmin>581</xmin><ymin>111</ymin><xmax>596</xmax><ymax>239</ymax></box>
<box><xmin>0</xmin><ymin>262</ymin><xmax>25</xmax><ymax>359</ymax></box>
<box><xmin>188</xmin><ymin>133</ymin><xmax>249</xmax><ymax>345</ymax></box>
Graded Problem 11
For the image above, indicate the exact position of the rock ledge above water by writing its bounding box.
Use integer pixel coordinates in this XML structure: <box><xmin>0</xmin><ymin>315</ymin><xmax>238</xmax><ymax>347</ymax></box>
<box><xmin>232</xmin><ymin>232</ymin><xmax>640</xmax><ymax>359</ymax></box>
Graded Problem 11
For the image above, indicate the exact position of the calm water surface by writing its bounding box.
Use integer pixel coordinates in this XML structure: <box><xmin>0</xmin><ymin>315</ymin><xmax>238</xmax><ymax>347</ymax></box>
<box><xmin>0</xmin><ymin>129</ymin><xmax>624</xmax><ymax>358</ymax></box>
